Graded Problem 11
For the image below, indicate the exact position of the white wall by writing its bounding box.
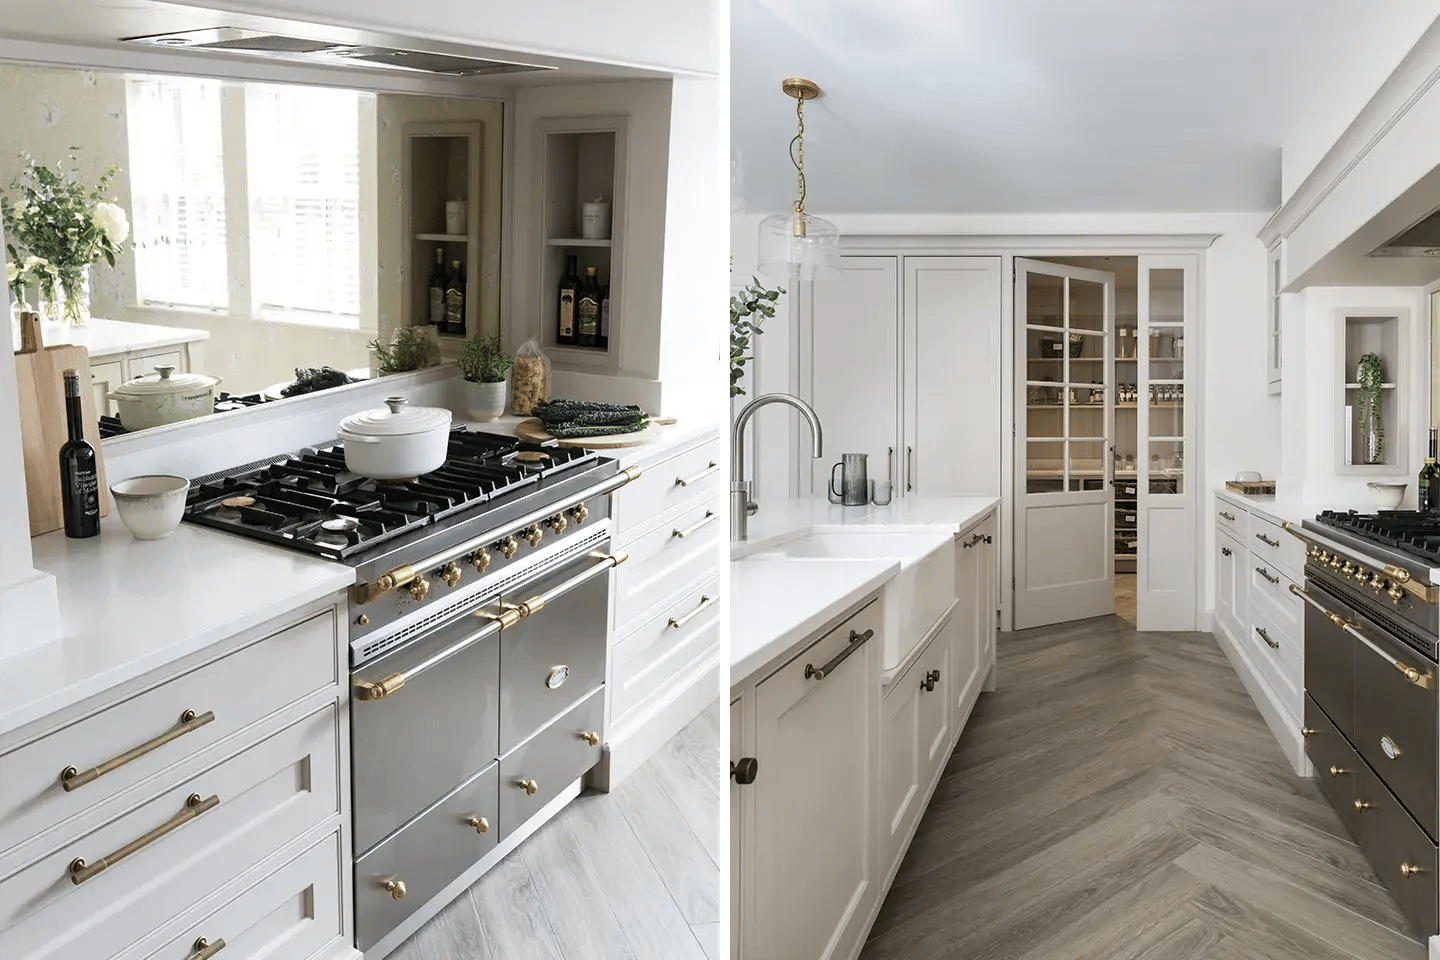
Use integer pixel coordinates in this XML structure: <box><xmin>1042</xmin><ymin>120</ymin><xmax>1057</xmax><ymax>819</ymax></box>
<box><xmin>1280</xmin><ymin>4</ymin><xmax>1440</xmax><ymax>203</ymax></box>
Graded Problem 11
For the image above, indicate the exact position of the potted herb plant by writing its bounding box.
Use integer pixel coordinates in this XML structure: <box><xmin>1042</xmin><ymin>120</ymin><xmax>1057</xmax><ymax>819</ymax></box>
<box><xmin>456</xmin><ymin>334</ymin><xmax>513</xmax><ymax>421</ymax></box>
<box><xmin>367</xmin><ymin>326</ymin><xmax>434</xmax><ymax>376</ymax></box>
<box><xmin>1356</xmin><ymin>352</ymin><xmax>1385</xmax><ymax>465</ymax></box>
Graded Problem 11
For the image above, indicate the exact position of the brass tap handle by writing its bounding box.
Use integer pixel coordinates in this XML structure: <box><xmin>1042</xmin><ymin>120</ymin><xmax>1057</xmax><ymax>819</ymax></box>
<box><xmin>469</xmin><ymin>547</ymin><xmax>491</xmax><ymax>574</ymax></box>
<box><xmin>1354</xmin><ymin>799</ymin><xmax>1371</xmax><ymax>812</ymax></box>
<box><xmin>497</xmin><ymin>536</ymin><xmax>518</xmax><ymax>559</ymax></box>
<box><xmin>523</xmin><ymin>524</ymin><xmax>544</xmax><ymax>547</ymax></box>
<box><xmin>69</xmin><ymin>793</ymin><xmax>219</xmax><ymax>884</ymax></box>
<box><xmin>547</xmin><ymin>513</ymin><xmax>568</xmax><ymax>535</ymax></box>
<box><xmin>569</xmin><ymin>502</ymin><xmax>589</xmax><ymax>525</ymax></box>
<box><xmin>466</xmin><ymin>816</ymin><xmax>490</xmax><ymax>835</ymax></box>
<box><xmin>60</xmin><ymin>709</ymin><xmax>214</xmax><ymax>791</ymax></box>
<box><xmin>580</xmin><ymin>731</ymin><xmax>601</xmax><ymax>747</ymax></box>
<box><xmin>440</xmin><ymin>562</ymin><xmax>463</xmax><ymax>589</ymax></box>
<box><xmin>518</xmin><ymin>778</ymin><xmax>540</xmax><ymax>796</ymax></box>
<box><xmin>191</xmin><ymin>937</ymin><xmax>227</xmax><ymax>960</ymax></box>
<box><xmin>407</xmin><ymin>575</ymin><xmax>431</xmax><ymax>602</ymax></box>
<box><xmin>1401</xmin><ymin>862</ymin><xmax>1423</xmax><ymax>879</ymax></box>
<box><xmin>383</xmin><ymin>878</ymin><xmax>407</xmax><ymax>900</ymax></box>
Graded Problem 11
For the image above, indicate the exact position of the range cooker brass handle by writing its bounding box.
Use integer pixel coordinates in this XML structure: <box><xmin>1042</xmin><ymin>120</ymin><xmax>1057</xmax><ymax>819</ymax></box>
<box><xmin>675</xmin><ymin>461</ymin><xmax>719</xmax><ymax>487</ymax></box>
<box><xmin>69</xmin><ymin>793</ymin><xmax>219</xmax><ymax>884</ymax></box>
<box><xmin>1289</xmin><ymin>583</ymin><xmax>1435</xmax><ymax>689</ymax></box>
<box><xmin>190</xmin><ymin>937</ymin><xmax>226</xmax><ymax>960</ymax></box>
<box><xmin>382</xmin><ymin>878</ymin><xmax>407</xmax><ymax>900</ymax></box>
<box><xmin>61</xmin><ymin>709</ymin><xmax>215</xmax><ymax>791</ymax></box>
<box><xmin>465</xmin><ymin>816</ymin><xmax>490</xmax><ymax>835</ymax></box>
<box><xmin>518</xmin><ymin>778</ymin><xmax>540</xmax><ymax>796</ymax></box>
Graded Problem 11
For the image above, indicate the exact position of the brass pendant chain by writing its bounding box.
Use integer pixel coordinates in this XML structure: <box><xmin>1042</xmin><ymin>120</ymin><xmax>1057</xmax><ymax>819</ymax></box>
<box><xmin>789</xmin><ymin>95</ymin><xmax>807</xmax><ymax>217</ymax></box>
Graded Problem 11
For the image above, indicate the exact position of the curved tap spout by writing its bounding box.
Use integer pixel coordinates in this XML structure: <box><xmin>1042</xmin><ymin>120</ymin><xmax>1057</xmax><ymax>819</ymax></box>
<box><xmin>731</xmin><ymin>393</ymin><xmax>824</xmax><ymax>541</ymax></box>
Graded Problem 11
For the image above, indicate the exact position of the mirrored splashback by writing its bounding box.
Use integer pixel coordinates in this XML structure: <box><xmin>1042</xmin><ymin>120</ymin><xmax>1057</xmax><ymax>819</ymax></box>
<box><xmin>0</xmin><ymin>61</ymin><xmax>503</xmax><ymax>441</ymax></box>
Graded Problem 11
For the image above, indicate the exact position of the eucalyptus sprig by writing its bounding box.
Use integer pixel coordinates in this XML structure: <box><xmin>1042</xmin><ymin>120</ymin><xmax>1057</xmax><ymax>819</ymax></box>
<box><xmin>731</xmin><ymin>277</ymin><xmax>782</xmax><ymax>397</ymax></box>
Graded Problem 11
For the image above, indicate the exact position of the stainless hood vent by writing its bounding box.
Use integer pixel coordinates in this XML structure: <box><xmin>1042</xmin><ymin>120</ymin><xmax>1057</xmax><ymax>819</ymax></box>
<box><xmin>122</xmin><ymin>27</ymin><xmax>553</xmax><ymax>77</ymax></box>
<box><xmin>1369</xmin><ymin>206</ymin><xmax>1440</xmax><ymax>258</ymax></box>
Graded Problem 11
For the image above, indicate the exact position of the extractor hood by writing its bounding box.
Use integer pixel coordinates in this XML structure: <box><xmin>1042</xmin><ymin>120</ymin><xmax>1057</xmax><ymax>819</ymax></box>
<box><xmin>1368</xmin><ymin>206</ymin><xmax>1440</xmax><ymax>258</ymax></box>
<box><xmin>121</xmin><ymin>27</ymin><xmax>554</xmax><ymax>77</ymax></box>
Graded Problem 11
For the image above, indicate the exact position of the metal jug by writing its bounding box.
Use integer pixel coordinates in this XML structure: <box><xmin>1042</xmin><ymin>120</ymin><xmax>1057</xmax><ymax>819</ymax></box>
<box><xmin>828</xmin><ymin>453</ymin><xmax>869</xmax><ymax>506</ymax></box>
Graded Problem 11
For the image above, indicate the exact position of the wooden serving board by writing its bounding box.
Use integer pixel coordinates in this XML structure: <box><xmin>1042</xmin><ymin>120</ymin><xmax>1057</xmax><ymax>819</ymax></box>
<box><xmin>516</xmin><ymin>417</ymin><xmax>656</xmax><ymax>448</ymax></box>
<box><xmin>1225</xmin><ymin>480</ymin><xmax>1276</xmax><ymax>495</ymax></box>
<box><xmin>15</xmin><ymin>314</ymin><xmax>109</xmax><ymax>535</ymax></box>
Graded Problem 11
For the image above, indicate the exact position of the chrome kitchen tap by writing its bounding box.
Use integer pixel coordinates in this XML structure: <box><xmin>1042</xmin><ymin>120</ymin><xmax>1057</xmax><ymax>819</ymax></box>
<box><xmin>731</xmin><ymin>392</ymin><xmax>824</xmax><ymax>541</ymax></box>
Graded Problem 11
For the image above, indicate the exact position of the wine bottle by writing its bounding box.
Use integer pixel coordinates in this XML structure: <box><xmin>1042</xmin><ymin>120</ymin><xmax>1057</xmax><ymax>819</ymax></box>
<box><xmin>59</xmin><ymin>368</ymin><xmax>100</xmax><ymax>539</ymax></box>
<box><xmin>1421</xmin><ymin>427</ymin><xmax>1439</xmax><ymax>511</ymax></box>
<box><xmin>577</xmin><ymin>266</ymin><xmax>600</xmax><ymax>347</ymax></box>
<box><xmin>444</xmin><ymin>259</ymin><xmax>466</xmax><ymax>336</ymax></box>
<box><xmin>599</xmin><ymin>283</ymin><xmax>610</xmax><ymax>350</ymax></box>
<box><xmin>556</xmin><ymin>255</ymin><xmax>578</xmax><ymax>345</ymax></box>
<box><xmin>427</xmin><ymin>247</ymin><xmax>446</xmax><ymax>326</ymax></box>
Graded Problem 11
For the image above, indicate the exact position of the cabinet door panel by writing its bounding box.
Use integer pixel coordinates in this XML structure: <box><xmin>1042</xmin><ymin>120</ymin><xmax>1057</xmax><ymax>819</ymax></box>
<box><xmin>906</xmin><ymin>257</ymin><xmax>1003</xmax><ymax>497</ymax></box>
<box><xmin>803</xmin><ymin>257</ymin><xmax>900</xmax><ymax>497</ymax></box>
<box><xmin>879</xmin><ymin>660</ymin><xmax>922</xmax><ymax>879</ymax></box>
<box><xmin>730</xmin><ymin>695</ymin><xmax>745</xmax><ymax>960</ymax></box>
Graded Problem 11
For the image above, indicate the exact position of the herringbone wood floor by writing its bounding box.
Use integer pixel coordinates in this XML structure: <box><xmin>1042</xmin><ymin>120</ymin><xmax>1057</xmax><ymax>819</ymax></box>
<box><xmin>860</xmin><ymin>616</ymin><xmax>1428</xmax><ymax>960</ymax></box>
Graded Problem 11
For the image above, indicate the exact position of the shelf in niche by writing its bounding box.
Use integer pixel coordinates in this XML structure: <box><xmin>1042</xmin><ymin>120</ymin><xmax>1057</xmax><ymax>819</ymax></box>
<box><xmin>546</xmin><ymin>238</ymin><xmax>613</xmax><ymax>248</ymax></box>
<box><xmin>415</xmin><ymin>233</ymin><xmax>468</xmax><ymax>242</ymax></box>
<box><xmin>1343</xmin><ymin>383</ymin><xmax>1397</xmax><ymax>389</ymax></box>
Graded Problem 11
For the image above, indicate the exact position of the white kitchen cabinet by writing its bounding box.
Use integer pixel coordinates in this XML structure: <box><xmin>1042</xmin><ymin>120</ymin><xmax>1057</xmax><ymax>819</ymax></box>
<box><xmin>89</xmin><ymin>360</ymin><xmax>124</xmax><ymax>418</ymax></box>
<box><xmin>751</xmin><ymin>601</ymin><xmax>879</xmax><ymax>960</ymax></box>
<box><xmin>1216</xmin><ymin>527</ymin><xmax>1246</xmax><ymax>643</ymax></box>
<box><xmin>729</xmin><ymin>694</ymin><xmax>747</xmax><ymax>960</ymax></box>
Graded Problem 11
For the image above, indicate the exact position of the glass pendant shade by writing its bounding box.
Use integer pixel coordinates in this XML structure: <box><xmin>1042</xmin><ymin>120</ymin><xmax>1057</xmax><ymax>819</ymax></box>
<box><xmin>757</xmin><ymin>211</ymin><xmax>842</xmax><ymax>283</ymax></box>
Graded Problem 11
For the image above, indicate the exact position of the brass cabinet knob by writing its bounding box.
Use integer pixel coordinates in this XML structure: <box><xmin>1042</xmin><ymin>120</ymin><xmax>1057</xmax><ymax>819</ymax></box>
<box><xmin>440</xmin><ymin>562</ymin><xmax>463</xmax><ymax>589</ymax></box>
<box><xmin>1300</xmin><ymin>727</ymin><xmax>1318</xmax><ymax>737</ymax></box>
<box><xmin>569</xmin><ymin>502</ymin><xmax>589</xmax><ymax>525</ymax></box>
<box><xmin>469</xmin><ymin>547</ymin><xmax>491</xmax><ymax>574</ymax></box>
<box><xmin>496</xmin><ymin>536</ymin><xmax>518</xmax><ymax>559</ymax></box>
<box><xmin>580</xmin><ymin>731</ymin><xmax>600</xmax><ymax>747</ymax></box>
<box><xmin>1328</xmin><ymin>765</ymin><xmax>1349</xmax><ymax>778</ymax></box>
<box><xmin>523</xmin><ymin>524</ymin><xmax>544</xmax><ymax>547</ymax></box>
<box><xmin>383</xmin><ymin>878</ymin><xmax>407</xmax><ymax>900</ymax></box>
<box><xmin>1354</xmin><ymin>799</ymin><xmax>1371</xmax><ymax>812</ymax></box>
<box><xmin>466</xmin><ymin>816</ymin><xmax>490</xmax><ymax>835</ymax></box>
<box><xmin>547</xmin><ymin>513</ymin><xmax>568</xmax><ymax>534</ymax></box>
<box><xmin>518</xmin><ymin>778</ymin><xmax>540</xmax><ymax>796</ymax></box>
<box><xmin>1401</xmin><ymin>862</ymin><xmax>1423</xmax><ymax>879</ymax></box>
<box><xmin>407</xmin><ymin>576</ymin><xmax>430</xmax><ymax>602</ymax></box>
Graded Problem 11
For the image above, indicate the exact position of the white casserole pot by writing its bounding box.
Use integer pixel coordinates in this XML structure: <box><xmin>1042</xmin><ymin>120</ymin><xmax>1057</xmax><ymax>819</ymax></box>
<box><xmin>108</xmin><ymin>365</ymin><xmax>221</xmax><ymax>430</ymax></box>
<box><xmin>337</xmin><ymin>396</ymin><xmax>452</xmax><ymax>480</ymax></box>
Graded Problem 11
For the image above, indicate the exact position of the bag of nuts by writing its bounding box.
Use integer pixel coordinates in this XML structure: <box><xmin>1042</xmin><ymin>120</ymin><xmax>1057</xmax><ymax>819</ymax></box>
<box><xmin>511</xmin><ymin>337</ymin><xmax>551</xmax><ymax>415</ymax></box>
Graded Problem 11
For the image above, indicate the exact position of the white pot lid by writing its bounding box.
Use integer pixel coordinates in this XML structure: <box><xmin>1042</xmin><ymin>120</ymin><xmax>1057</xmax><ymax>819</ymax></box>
<box><xmin>340</xmin><ymin>396</ymin><xmax>452</xmax><ymax>437</ymax></box>
<box><xmin>112</xmin><ymin>364</ymin><xmax>220</xmax><ymax>398</ymax></box>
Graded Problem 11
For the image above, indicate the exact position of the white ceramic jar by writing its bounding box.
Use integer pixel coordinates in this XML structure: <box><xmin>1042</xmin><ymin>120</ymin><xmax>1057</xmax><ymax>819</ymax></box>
<box><xmin>108</xmin><ymin>365</ymin><xmax>221</xmax><ymax>430</ymax></box>
<box><xmin>337</xmin><ymin>396</ymin><xmax>452</xmax><ymax>479</ymax></box>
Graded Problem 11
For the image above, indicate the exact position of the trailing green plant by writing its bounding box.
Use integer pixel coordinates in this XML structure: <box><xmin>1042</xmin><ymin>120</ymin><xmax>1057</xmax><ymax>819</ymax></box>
<box><xmin>2</xmin><ymin>152</ymin><xmax>128</xmax><ymax>323</ymax></box>
<box><xmin>368</xmin><ymin>326</ymin><xmax>434</xmax><ymax>374</ymax></box>
<box><xmin>1356</xmin><ymin>351</ymin><xmax>1385</xmax><ymax>464</ymax></box>
<box><xmin>456</xmin><ymin>334</ymin><xmax>513</xmax><ymax>384</ymax></box>
<box><xmin>731</xmin><ymin>277</ymin><xmax>782</xmax><ymax>397</ymax></box>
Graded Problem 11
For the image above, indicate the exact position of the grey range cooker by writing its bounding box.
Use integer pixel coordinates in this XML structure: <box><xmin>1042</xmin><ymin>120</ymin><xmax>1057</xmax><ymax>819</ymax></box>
<box><xmin>181</xmin><ymin>427</ymin><xmax>640</xmax><ymax>956</ymax></box>
<box><xmin>1286</xmin><ymin>510</ymin><xmax>1440</xmax><ymax>939</ymax></box>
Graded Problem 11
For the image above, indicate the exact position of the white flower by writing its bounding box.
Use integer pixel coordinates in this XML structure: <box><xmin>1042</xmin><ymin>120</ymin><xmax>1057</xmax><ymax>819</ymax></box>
<box><xmin>92</xmin><ymin>202</ymin><xmax>128</xmax><ymax>245</ymax></box>
<box><xmin>14</xmin><ymin>201</ymin><xmax>29</xmax><ymax>217</ymax></box>
<box><xmin>24</xmin><ymin>255</ymin><xmax>54</xmax><ymax>276</ymax></box>
<box><xmin>6</xmin><ymin>261</ymin><xmax>19</xmax><ymax>285</ymax></box>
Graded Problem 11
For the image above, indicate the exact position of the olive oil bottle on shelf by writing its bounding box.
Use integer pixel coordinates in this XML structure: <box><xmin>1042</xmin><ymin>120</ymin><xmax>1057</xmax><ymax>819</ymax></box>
<box><xmin>443</xmin><ymin>259</ymin><xmax>466</xmax><ymax>336</ymax></box>
<box><xmin>598</xmin><ymin>283</ymin><xmax>610</xmax><ymax>350</ymax></box>
<box><xmin>1420</xmin><ymin>426</ymin><xmax>1439</xmax><ymax>510</ymax></box>
<box><xmin>557</xmin><ymin>254</ymin><xmax>578</xmax><ymax>345</ymax></box>
<box><xmin>427</xmin><ymin>246</ymin><xmax>446</xmax><ymax>326</ymax></box>
<box><xmin>576</xmin><ymin>266</ymin><xmax>601</xmax><ymax>347</ymax></box>
<box><xmin>59</xmin><ymin>368</ymin><xmax>100</xmax><ymax>538</ymax></box>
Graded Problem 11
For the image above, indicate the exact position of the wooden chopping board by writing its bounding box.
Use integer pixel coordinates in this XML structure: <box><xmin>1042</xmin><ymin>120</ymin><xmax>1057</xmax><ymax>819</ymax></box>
<box><xmin>14</xmin><ymin>313</ymin><xmax>109</xmax><ymax>535</ymax></box>
<box><xmin>516</xmin><ymin>417</ymin><xmax>670</xmax><ymax>449</ymax></box>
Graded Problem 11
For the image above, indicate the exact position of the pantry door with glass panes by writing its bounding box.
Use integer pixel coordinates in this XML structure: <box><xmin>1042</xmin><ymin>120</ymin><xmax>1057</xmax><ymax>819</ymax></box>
<box><xmin>1136</xmin><ymin>256</ymin><xmax>1199</xmax><ymax>630</ymax></box>
<box><xmin>1014</xmin><ymin>258</ymin><xmax>1116</xmax><ymax>629</ymax></box>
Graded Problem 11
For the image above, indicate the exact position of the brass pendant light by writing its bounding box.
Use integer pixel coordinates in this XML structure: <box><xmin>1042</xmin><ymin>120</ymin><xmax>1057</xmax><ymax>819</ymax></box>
<box><xmin>757</xmin><ymin>77</ymin><xmax>841</xmax><ymax>282</ymax></box>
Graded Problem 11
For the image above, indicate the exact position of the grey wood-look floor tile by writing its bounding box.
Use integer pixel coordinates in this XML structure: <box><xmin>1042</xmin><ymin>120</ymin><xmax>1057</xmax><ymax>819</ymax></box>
<box><xmin>611</xmin><ymin>759</ymin><xmax>720</xmax><ymax>923</ymax></box>
<box><xmin>468</xmin><ymin>852</ymin><xmax>568</xmax><ymax>960</ymax></box>
<box><xmin>523</xmin><ymin>814</ymin><xmax>638</xmax><ymax>960</ymax></box>
<box><xmin>690</xmin><ymin>922</ymin><xmax>720</xmax><ymax>960</ymax></box>
<box><xmin>1184</xmin><ymin>883</ymin><xmax>1397</xmax><ymax>960</ymax></box>
<box><xmin>1024</xmin><ymin>862</ymin><xmax>1210</xmax><ymax>960</ymax></box>
<box><xmin>646</xmin><ymin>728</ymin><xmax>720</xmax><ymax>866</ymax></box>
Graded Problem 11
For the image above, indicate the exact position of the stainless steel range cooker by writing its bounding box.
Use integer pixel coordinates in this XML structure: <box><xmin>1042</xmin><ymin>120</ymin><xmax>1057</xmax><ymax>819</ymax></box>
<box><xmin>181</xmin><ymin>427</ymin><xmax>640</xmax><ymax>956</ymax></box>
<box><xmin>1285</xmin><ymin>511</ymin><xmax>1440</xmax><ymax>938</ymax></box>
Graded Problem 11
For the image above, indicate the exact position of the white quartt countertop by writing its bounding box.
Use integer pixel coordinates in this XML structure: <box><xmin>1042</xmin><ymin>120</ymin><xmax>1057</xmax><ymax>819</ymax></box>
<box><xmin>0</xmin><ymin>513</ymin><xmax>354</xmax><ymax>737</ymax></box>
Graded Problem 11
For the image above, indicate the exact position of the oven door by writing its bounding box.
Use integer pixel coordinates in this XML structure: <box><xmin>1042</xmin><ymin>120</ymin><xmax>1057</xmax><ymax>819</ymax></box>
<box><xmin>1303</xmin><ymin>575</ymin><xmax>1357</xmax><ymax>738</ymax></box>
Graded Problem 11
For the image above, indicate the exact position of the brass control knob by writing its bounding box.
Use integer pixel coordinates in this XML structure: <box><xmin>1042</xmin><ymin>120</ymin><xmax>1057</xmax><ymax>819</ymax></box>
<box><xmin>547</xmin><ymin>513</ymin><xmax>568</xmax><ymax>535</ymax></box>
<box><xmin>469</xmin><ymin>547</ymin><xmax>491</xmax><ymax>575</ymax></box>
<box><xmin>1342</xmin><ymin>562</ymin><xmax>1356</xmax><ymax>579</ymax></box>
<box><xmin>1318</xmin><ymin>550</ymin><xmax>1331</xmax><ymax>564</ymax></box>
<box><xmin>523</xmin><ymin>524</ymin><xmax>544</xmax><ymax>547</ymax></box>
<box><xmin>518</xmin><ymin>778</ymin><xmax>540</xmax><ymax>796</ymax></box>
<box><xmin>1355</xmin><ymin>571</ymin><xmax>1370</xmax><ymax>586</ymax></box>
<box><xmin>1401</xmin><ymin>862</ymin><xmax>1423</xmax><ymax>879</ymax></box>
<box><xmin>466</xmin><ymin>816</ymin><xmax>490</xmax><ymax>835</ymax></box>
<box><xmin>1329</xmin><ymin>556</ymin><xmax>1343</xmax><ymax>572</ymax></box>
<box><xmin>407</xmin><ymin>576</ymin><xmax>431</xmax><ymax>602</ymax></box>
<box><xmin>1373</xmin><ymin>579</ymin><xmax>1386</xmax><ymax>597</ymax></box>
<box><xmin>496</xmin><ymin>536</ymin><xmax>518</xmax><ymax>560</ymax></box>
<box><xmin>383</xmin><ymin>878</ymin><xmax>407</xmax><ymax>900</ymax></box>
<box><xmin>440</xmin><ymin>562</ymin><xmax>463</xmax><ymax>589</ymax></box>
<box><xmin>569</xmin><ymin>502</ymin><xmax>589</xmax><ymax>525</ymax></box>
<box><xmin>580</xmin><ymin>731</ymin><xmax>600</xmax><ymax>747</ymax></box>
<box><xmin>1354</xmin><ymin>799</ymin><xmax>1371</xmax><ymax>812</ymax></box>
<box><xmin>1389</xmin><ymin>583</ymin><xmax>1405</xmax><ymax>605</ymax></box>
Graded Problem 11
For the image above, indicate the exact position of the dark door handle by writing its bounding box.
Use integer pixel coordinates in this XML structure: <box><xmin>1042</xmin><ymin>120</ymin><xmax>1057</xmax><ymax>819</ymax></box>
<box><xmin>921</xmin><ymin>669</ymin><xmax>941</xmax><ymax>692</ymax></box>
<box><xmin>730</xmin><ymin>758</ymin><xmax>758</xmax><ymax>784</ymax></box>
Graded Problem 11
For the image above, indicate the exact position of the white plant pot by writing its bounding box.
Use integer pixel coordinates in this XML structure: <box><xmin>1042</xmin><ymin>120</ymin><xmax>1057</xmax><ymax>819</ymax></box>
<box><xmin>466</xmin><ymin>380</ymin><xmax>508</xmax><ymax>421</ymax></box>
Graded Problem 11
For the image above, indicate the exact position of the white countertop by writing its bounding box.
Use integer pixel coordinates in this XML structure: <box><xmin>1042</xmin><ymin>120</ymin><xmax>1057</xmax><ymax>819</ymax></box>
<box><xmin>729</xmin><ymin>496</ymin><xmax>999</xmax><ymax>684</ymax></box>
<box><xmin>17</xmin><ymin>316</ymin><xmax>210</xmax><ymax>360</ymax></box>
<box><xmin>1214</xmin><ymin>486</ymin><xmax>1299</xmax><ymax>524</ymax></box>
<box><xmin>0</xmin><ymin>513</ymin><xmax>354</xmax><ymax>738</ymax></box>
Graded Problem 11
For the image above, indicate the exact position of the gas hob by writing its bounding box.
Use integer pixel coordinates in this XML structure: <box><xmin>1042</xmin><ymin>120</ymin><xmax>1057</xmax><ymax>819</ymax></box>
<box><xmin>1314</xmin><ymin>510</ymin><xmax>1440</xmax><ymax>566</ymax></box>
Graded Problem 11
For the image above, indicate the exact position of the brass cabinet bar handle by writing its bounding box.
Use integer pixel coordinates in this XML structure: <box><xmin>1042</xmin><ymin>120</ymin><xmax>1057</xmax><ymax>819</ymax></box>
<box><xmin>1255</xmin><ymin>533</ymin><xmax>1280</xmax><ymax>547</ymax></box>
<box><xmin>675</xmin><ymin>461</ymin><xmax>718</xmax><ymax>487</ymax></box>
<box><xmin>1255</xmin><ymin>626</ymin><xmax>1279</xmax><ymax>650</ymax></box>
<box><xmin>805</xmin><ymin>628</ymin><xmax>875</xmax><ymax>681</ymax></box>
<box><xmin>61</xmin><ymin>710</ymin><xmax>215</xmax><ymax>791</ymax></box>
<box><xmin>1289</xmin><ymin>583</ymin><xmax>1435</xmax><ymax>689</ymax></box>
<box><xmin>191</xmin><ymin>937</ymin><xmax>226</xmax><ymax>960</ymax></box>
<box><xmin>69</xmin><ymin>793</ymin><xmax>219</xmax><ymax>884</ymax></box>
<box><xmin>1256</xmin><ymin>566</ymin><xmax>1280</xmax><ymax>585</ymax></box>
<box><xmin>672</xmin><ymin>511</ymin><xmax>718</xmax><ymax>539</ymax></box>
<box><xmin>668</xmin><ymin>594</ymin><xmax>717</xmax><ymax>630</ymax></box>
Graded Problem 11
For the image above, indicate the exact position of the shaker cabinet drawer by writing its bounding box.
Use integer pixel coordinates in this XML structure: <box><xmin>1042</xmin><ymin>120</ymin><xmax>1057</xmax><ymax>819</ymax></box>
<box><xmin>1249</xmin><ymin>560</ymin><xmax>1302</xmax><ymax>652</ymax></box>
<box><xmin>499</xmin><ymin>687</ymin><xmax>605</xmax><ymax>842</ymax></box>
<box><xmin>1246</xmin><ymin>607</ymin><xmax>1301</xmax><ymax>719</ymax></box>
<box><xmin>611</xmin><ymin>576</ymin><xmax>720</xmax><ymax>722</ymax></box>
<box><xmin>1250</xmin><ymin>514</ymin><xmax>1303</xmax><ymax>580</ymax></box>
<box><xmin>0</xmin><ymin>607</ymin><xmax>338</xmax><ymax>861</ymax></box>
<box><xmin>0</xmin><ymin>704</ymin><xmax>339</xmax><ymax>960</ymax></box>
<box><xmin>613</xmin><ymin>440</ymin><xmax>721</xmax><ymax>536</ymax></box>
<box><xmin>613</xmin><ymin>499</ymin><xmax>721</xmax><ymax>633</ymax></box>
<box><xmin>1215</xmin><ymin>502</ymin><xmax>1248</xmax><ymax>540</ymax></box>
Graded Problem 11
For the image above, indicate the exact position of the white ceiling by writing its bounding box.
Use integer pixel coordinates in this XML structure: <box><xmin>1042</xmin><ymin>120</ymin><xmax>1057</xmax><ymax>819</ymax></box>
<box><xmin>732</xmin><ymin>0</ymin><xmax>1363</xmax><ymax>215</ymax></box>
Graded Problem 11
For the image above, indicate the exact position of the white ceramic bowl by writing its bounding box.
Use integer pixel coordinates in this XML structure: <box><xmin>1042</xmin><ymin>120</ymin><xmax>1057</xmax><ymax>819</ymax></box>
<box><xmin>110</xmin><ymin>475</ymin><xmax>190</xmax><ymax>540</ymax></box>
<box><xmin>1234</xmin><ymin>470</ymin><xmax>1262</xmax><ymax>483</ymax></box>
<box><xmin>1368</xmin><ymin>481</ymin><xmax>1407</xmax><ymax>510</ymax></box>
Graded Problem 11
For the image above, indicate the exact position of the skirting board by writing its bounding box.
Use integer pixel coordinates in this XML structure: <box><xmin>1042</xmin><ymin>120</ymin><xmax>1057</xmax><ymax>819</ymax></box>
<box><xmin>1430</xmin><ymin>933</ymin><xmax>1439</xmax><ymax>960</ymax></box>
<box><xmin>1212</xmin><ymin>623</ymin><xmax>1308</xmax><ymax>777</ymax></box>
<box><xmin>364</xmin><ymin>780</ymin><xmax>583</xmax><ymax>960</ymax></box>
<box><xmin>590</xmin><ymin>648</ymin><xmax>719</xmax><ymax>792</ymax></box>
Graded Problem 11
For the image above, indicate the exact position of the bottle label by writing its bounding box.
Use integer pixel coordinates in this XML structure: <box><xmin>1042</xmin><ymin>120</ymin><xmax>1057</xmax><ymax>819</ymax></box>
<box><xmin>445</xmin><ymin>289</ymin><xmax>463</xmax><ymax>324</ymax></box>
<box><xmin>78</xmin><ymin>470</ymin><xmax>99</xmax><ymax>517</ymax></box>
<box><xmin>429</xmin><ymin>287</ymin><xmax>445</xmax><ymax>325</ymax></box>
<box><xmin>559</xmin><ymin>291</ymin><xmax>575</xmax><ymax>337</ymax></box>
<box><xmin>578</xmin><ymin>295</ymin><xmax>599</xmax><ymax>334</ymax></box>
